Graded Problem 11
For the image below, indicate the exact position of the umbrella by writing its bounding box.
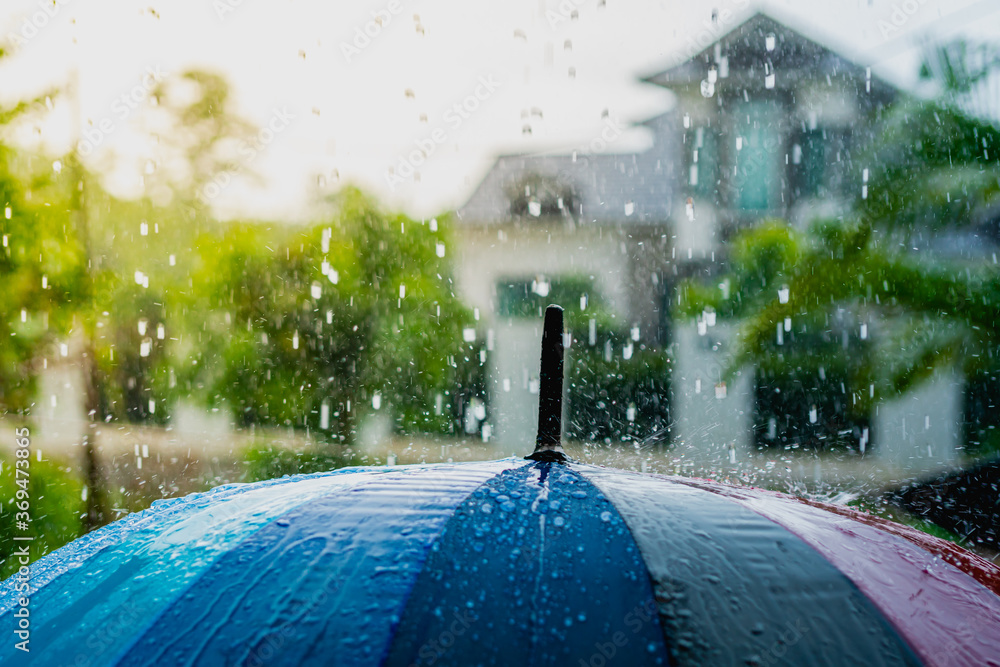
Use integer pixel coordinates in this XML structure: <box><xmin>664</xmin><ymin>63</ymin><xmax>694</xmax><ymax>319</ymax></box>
<box><xmin>3</xmin><ymin>306</ymin><xmax>1000</xmax><ymax>667</ymax></box>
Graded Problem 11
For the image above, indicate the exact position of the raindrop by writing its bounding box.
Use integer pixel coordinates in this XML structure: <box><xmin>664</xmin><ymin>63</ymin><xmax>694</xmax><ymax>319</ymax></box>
<box><xmin>311</xmin><ymin>281</ymin><xmax>322</xmax><ymax>299</ymax></box>
<box><xmin>138</xmin><ymin>318</ymin><xmax>148</xmax><ymax>336</ymax></box>
<box><xmin>777</xmin><ymin>285</ymin><xmax>790</xmax><ymax>304</ymax></box>
<box><xmin>532</xmin><ymin>277</ymin><xmax>550</xmax><ymax>297</ymax></box>
<box><xmin>157</xmin><ymin>323</ymin><xmax>165</xmax><ymax>340</ymax></box>
<box><xmin>784</xmin><ymin>317</ymin><xmax>791</xmax><ymax>332</ymax></box>
<box><xmin>320</xmin><ymin>401</ymin><xmax>330</xmax><ymax>429</ymax></box>
<box><xmin>372</xmin><ymin>392</ymin><xmax>382</xmax><ymax>409</ymax></box>
<box><xmin>623</xmin><ymin>341</ymin><xmax>633</xmax><ymax>360</ymax></box>
<box><xmin>703</xmin><ymin>307</ymin><xmax>716</xmax><ymax>327</ymax></box>
<box><xmin>436</xmin><ymin>242</ymin><xmax>446</xmax><ymax>258</ymax></box>
<box><xmin>765</xmin><ymin>32</ymin><xmax>776</xmax><ymax>51</ymax></box>
<box><xmin>528</xmin><ymin>200</ymin><xmax>542</xmax><ymax>217</ymax></box>
<box><xmin>52</xmin><ymin>160</ymin><xmax>62</xmax><ymax>174</ymax></box>
<box><xmin>140</xmin><ymin>338</ymin><xmax>152</xmax><ymax>357</ymax></box>
<box><xmin>700</xmin><ymin>79</ymin><xmax>715</xmax><ymax>97</ymax></box>
<box><xmin>169</xmin><ymin>254</ymin><xmax>176</xmax><ymax>266</ymax></box>
<box><xmin>328</xmin><ymin>269</ymin><xmax>339</xmax><ymax>284</ymax></box>
<box><xmin>683</xmin><ymin>113</ymin><xmax>690</xmax><ymax>129</ymax></box>
<box><xmin>626</xmin><ymin>403</ymin><xmax>636</xmax><ymax>422</ymax></box>
<box><xmin>860</xmin><ymin>323</ymin><xmax>868</xmax><ymax>340</ymax></box>
<box><xmin>399</xmin><ymin>284</ymin><xmax>406</xmax><ymax>299</ymax></box>
<box><xmin>630</xmin><ymin>326</ymin><xmax>640</xmax><ymax>341</ymax></box>
<box><xmin>624</xmin><ymin>201</ymin><xmax>634</xmax><ymax>217</ymax></box>
<box><xmin>685</xmin><ymin>198</ymin><xmax>695</xmax><ymax>221</ymax></box>
<box><xmin>809</xmin><ymin>405</ymin><xmax>818</xmax><ymax>424</ymax></box>
<box><xmin>292</xmin><ymin>331</ymin><xmax>300</xmax><ymax>350</ymax></box>
<box><xmin>4</xmin><ymin>206</ymin><xmax>10</xmax><ymax>219</ymax></box>
<box><xmin>429</xmin><ymin>218</ymin><xmax>438</xmax><ymax>232</ymax></box>
<box><xmin>463</xmin><ymin>328</ymin><xmax>476</xmax><ymax>343</ymax></box>
<box><xmin>59</xmin><ymin>343</ymin><xmax>68</xmax><ymax>357</ymax></box>
<box><xmin>41</xmin><ymin>275</ymin><xmax>47</xmax><ymax>289</ymax></box>
<box><xmin>20</xmin><ymin>309</ymin><xmax>26</xmax><ymax>323</ymax></box>
<box><xmin>715</xmin><ymin>382</ymin><xmax>727</xmax><ymax>399</ymax></box>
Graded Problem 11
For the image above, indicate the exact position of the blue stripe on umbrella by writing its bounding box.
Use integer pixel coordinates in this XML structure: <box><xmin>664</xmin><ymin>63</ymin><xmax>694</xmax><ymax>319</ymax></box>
<box><xmin>114</xmin><ymin>460</ymin><xmax>522</xmax><ymax>667</ymax></box>
<box><xmin>383</xmin><ymin>462</ymin><xmax>670</xmax><ymax>667</ymax></box>
<box><xmin>0</xmin><ymin>467</ymin><xmax>396</xmax><ymax>667</ymax></box>
<box><xmin>575</xmin><ymin>465</ymin><xmax>923</xmax><ymax>667</ymax></box>
<box><xmin>0</xmin><ymin>466</ymin><xmax>383</xmax><ymax>618</ymax></box>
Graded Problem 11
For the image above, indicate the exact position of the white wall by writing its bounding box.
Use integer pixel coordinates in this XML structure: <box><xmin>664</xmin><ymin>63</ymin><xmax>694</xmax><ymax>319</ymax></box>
<box><xmin>873</xmin><ymin>367</ymin><xmax>963</xmax><ymax>473</ymax></box>
<box><xmin>670</xmin><ymin>321</ymin><xmax>754</xmax><ymax>463</ymax></box>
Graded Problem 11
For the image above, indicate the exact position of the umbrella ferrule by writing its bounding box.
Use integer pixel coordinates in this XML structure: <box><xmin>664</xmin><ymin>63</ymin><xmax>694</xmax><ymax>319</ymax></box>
<box><xmin>527</xmin><ymin>305</ymin><xmax>567</xmax><ymax>463</ymax></box>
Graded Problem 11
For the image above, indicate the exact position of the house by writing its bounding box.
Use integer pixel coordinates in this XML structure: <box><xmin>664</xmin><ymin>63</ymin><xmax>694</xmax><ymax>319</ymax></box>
<box><xmin>454</xmin><ymin>11</ymin><xmax>968</xmax><ymax>471</ymax></box>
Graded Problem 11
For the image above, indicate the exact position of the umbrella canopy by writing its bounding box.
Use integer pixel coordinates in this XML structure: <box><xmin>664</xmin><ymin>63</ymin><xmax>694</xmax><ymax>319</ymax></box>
<box><xmin>3</xmin><ymin>458</ymin><xmax>1000</xmax><ymax>666</ymax></box>
<box><xmin>4</xmin><ymin>306</ymin><xmax>1000</xmax><ymax>666</ymax></box>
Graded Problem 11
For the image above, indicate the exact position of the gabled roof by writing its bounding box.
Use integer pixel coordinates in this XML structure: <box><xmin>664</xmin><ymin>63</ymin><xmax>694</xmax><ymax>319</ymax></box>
<box><xmin>641</xmin><ymin>11</ymin><xmax>896</xmax><ymax>102</ymax></box>
<box><xmin>457</xmin><ymin>151</ymin><xmax>676</xmax><ymax>226</ymax></box>
<box><xmin>458</xmin><ymin>11</ymin><xmax>900</xmax><ymax>226</ymax></box>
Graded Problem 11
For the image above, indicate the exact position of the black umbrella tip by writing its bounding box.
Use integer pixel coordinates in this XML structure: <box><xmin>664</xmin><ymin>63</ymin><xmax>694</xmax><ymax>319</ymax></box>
<box><xmin>527</xmin><ymin>305</ymin><xmax>568</xmax><ymax>463</ymax></box>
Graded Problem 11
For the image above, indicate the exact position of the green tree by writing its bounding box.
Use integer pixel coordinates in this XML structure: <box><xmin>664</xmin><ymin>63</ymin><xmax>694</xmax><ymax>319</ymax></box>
<box><xmin>680</xmin><ymin>40</ymin><xmax>1000</xmax><ymax>454</ymax></box>
<box><xmin>197</xmin><ymin>188</ymin><xmax>484</xmax><ymax>442</ymax></box>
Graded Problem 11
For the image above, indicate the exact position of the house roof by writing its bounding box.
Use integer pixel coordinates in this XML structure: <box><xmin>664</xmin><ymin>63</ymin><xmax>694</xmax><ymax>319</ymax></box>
<box><xmin>641</xmin><ymin>12</ymin><xmax>897</xmax><ymax>103</ymax></box>
<box><xmin>456</xmin><ymin>150</ymin><xmax>676</xmax><ymax>226</ymax></box>
<box><xmin>457</xmin><ymin>11</ymin><xmax>899</xmax><ymax>227</ymax></box>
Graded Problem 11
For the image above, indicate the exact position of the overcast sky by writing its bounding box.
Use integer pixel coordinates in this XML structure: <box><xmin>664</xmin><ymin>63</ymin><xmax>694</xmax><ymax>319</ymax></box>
<box><xmin>0</xmin><ymin>0</ymin><xmax>997</xmax><ymax>220</ymax></box>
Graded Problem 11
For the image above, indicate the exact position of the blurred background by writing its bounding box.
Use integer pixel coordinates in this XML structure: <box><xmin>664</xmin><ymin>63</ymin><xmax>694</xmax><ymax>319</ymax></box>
<box><xmin>2</xmin><ymin>0</ymin><xmax>1000</xmax><ymax>575</ymax></box>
